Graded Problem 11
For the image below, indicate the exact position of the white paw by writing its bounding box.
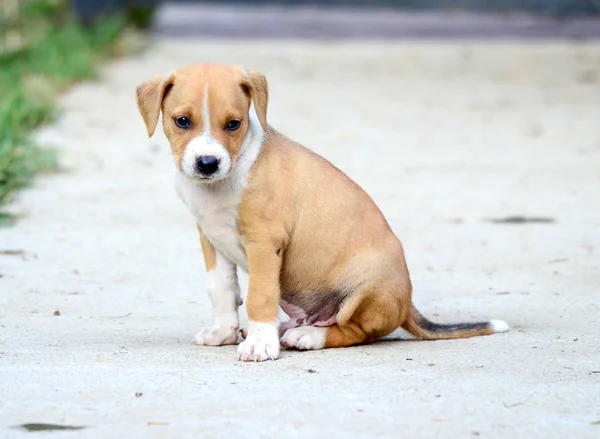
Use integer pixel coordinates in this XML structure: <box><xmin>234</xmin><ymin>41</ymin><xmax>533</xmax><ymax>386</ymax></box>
<box><xmin>237</xmin><ymin>322</ymin><xmax>280</xmax><ymax>362</ymax></box>
<box><xmin>281</xmin><ymin>326</ymin><xmax>327</xmax><ymax>350</ymax></box>
<box><xmin>193</xmin><ymin>326</ymin><xmax>238</xmax><ymax>346</ymax></box>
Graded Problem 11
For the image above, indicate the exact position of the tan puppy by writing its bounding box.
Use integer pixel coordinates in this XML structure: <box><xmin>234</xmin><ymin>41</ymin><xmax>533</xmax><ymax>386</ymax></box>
<box><xmin>136</xmin><ymin>63</ymin><xmax>508</xmax><ymax>362</ymax></box>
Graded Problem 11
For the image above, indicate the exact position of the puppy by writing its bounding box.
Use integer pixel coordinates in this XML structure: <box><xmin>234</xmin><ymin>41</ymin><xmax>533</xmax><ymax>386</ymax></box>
<box><xmin>135</xmin><ymin>63</ymin><xmax>508</xmax><ymax>362</ymax></box>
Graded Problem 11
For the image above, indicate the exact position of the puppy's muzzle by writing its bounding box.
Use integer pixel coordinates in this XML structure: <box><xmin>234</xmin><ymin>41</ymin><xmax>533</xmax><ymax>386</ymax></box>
<box><xmin>195</xmin><ymin>155</ymin><xmax>220</xmax><ymax>177</ymax></box>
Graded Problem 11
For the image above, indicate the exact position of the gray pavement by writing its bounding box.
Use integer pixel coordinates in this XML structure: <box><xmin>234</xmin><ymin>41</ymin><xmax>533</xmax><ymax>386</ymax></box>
<box><xmin>1</xmin><ymin>32</ymin><xmax>600</xmax><ymax>438</ymax></box>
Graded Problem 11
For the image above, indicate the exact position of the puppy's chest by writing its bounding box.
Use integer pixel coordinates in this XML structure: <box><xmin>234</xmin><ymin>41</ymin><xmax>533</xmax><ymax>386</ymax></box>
<box><xmin>174</xmin><ymin>175</ymin><xmax>247</xmax><ymax>270</ymax></box>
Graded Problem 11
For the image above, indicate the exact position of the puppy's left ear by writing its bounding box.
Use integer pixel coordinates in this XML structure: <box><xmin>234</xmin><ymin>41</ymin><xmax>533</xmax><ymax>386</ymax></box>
<box><xmin>241</xmin><ymin>69</ymin><xmax>269</xmax><ymax>132</ymax></box>
<box><xmin>135</xmin><ymin>72</ymin><xmax>175</xmax><ymax>137</ymax></box>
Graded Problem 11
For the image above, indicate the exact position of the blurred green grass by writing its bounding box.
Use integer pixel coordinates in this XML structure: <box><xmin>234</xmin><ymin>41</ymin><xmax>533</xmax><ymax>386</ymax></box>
<box><xmin>0</xmin><ymin>0</ymin><xmax>125</xmax><ymax>224</ymax></box>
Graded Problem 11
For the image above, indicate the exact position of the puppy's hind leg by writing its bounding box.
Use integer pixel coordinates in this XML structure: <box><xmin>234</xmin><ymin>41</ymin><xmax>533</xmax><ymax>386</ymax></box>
<box><xmin>280</xmin><ymin>323</ymin><xmax>366</xmax><ymax>351</ymax></box>
<box><xmin>280</xmin><ymin>290</ymin><xmax>402</xmax><ymax>350</ymax></box>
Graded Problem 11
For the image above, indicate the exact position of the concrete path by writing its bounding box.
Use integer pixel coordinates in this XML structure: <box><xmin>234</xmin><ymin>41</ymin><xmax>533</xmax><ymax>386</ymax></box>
<box><xmin>1</xmin><ymin>38</ymin><xmax>599</xmax><ymax>438</ymax></box>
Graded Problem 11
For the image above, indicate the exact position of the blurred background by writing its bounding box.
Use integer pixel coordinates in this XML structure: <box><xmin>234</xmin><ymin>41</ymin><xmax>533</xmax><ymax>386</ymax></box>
<box><xmin>1</xmin><ymin>2</ymin><xmax>600</xmax><ymax>435</ymax></box>
<box><xmin>1</xmin><ymin>1</ymin><xmax>599</xmax><ymax>221</ymax></box>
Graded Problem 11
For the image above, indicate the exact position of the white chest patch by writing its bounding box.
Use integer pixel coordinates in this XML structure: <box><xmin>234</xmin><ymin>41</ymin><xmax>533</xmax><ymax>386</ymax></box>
<box><xmin>172</xmin><ymin>103</ymin><xmax>264</xmax><ymax>272</ymax></box>
<box><xmin>174</xmin><ymin>174</ymin><xmax>248</xmax><ymax>271</ymax></box>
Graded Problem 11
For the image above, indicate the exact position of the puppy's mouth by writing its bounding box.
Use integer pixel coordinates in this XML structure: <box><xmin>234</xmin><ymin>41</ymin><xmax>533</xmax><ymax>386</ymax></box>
<box><xmin>192</xmin><ymin>175</ymin><xmax>221</xmax><ymax>183</ymax></box>
<box><xmin>179</xmin><ymin>166</ymin><xmax>228</xmax><ymax>184</ymax></box>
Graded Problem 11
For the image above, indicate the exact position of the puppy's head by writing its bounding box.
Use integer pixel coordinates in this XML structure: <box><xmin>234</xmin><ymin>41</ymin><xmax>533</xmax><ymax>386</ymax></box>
<box><xmin>135</xmin><ymin>63</ymin><xmax>268</xmax><ymax>182</ymax></box>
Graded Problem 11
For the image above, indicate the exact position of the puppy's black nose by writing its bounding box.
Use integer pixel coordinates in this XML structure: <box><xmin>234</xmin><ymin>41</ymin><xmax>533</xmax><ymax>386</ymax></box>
<box><xmin>195</xmin><ymin>155</ymin><xmax>219</xmax><ymax>176</ymax></box>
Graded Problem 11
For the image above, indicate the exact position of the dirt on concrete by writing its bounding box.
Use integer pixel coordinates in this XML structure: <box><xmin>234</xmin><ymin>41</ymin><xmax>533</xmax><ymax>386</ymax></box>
<box><xmin>0</xmin><ymin>39</ymin><xmax>599</xmax><ymax>438</ymax></box>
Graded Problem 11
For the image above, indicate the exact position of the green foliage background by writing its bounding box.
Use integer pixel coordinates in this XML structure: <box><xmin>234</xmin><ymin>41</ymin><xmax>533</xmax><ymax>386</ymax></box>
<box><xmin>0</xmin><ymin>0</ymin><xmax>125</xmax><ymax>223</ymax></box>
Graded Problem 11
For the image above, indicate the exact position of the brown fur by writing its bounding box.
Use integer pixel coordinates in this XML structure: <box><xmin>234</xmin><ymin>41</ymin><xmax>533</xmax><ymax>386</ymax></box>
<box><xmin>198</xmin><ymin>228</ymin><xmax>216</xmax><ymax>271</ymax></box>
<box><xmin>136</xmin><ymin>63</ymin><xmax>506</xmax><ymax>353</ymax></box>
<box><xmin>238</xmin><ymin>131</ymin><xmax>415</xmax><ymax>346</ymax></box>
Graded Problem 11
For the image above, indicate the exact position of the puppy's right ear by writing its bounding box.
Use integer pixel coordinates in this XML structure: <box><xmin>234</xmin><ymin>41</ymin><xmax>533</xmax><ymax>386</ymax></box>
<box><xmin>135</xmin><ymin>72</ymin><xmax>175</xmax><ymax>137</ymax></box>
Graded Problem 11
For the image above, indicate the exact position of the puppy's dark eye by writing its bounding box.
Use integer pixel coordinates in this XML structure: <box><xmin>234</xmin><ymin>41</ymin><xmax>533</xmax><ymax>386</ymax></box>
<box><xmin>225</xmin><ymin>120</ymin><xmax>241</xmax><ymax>131</ymax></box>
<box><xmin>174</xmin><ymin>117</ymin><xmax>191</xmax><ymax>129</ymax></box>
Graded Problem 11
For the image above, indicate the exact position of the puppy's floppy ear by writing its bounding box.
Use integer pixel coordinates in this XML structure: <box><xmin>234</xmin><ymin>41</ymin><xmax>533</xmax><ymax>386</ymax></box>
<box><xmin>135</xmin><ymin>72</ymin><xmax>175</xmax><ymax>137</ymax></box>
<box><xmin>240</xmin><ymin>69</ymin><xmax>269</xmax><ymax>132</ymax></box>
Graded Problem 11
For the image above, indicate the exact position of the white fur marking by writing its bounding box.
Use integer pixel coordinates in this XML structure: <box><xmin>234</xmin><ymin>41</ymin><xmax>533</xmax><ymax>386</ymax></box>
<box><xmin>180</xmin><ymin>83</ymin><xmax>232</xmax><ymax>180</ymax></box>
<box><xmin>281</xmin><ymin>326</ymin><xmax>327</xmax><ymax>350</ymax></box>
<box><xmin>193</xmin><ymin>251</ymin><xmax>241</xmax><ymax>346</ymax></box>
<box><xmin>203</xmin><ymin>83</ymin><xmax>210</xmax><ymax>133</ymax></box>
<box><xmin>490</xmin><ymin>320</ymin><xmax>510</xmax><ymax>333</ymax></box>
<box><xmin>174</xmin><ymin>103</ymin><xmax>265</xmax><ymax>272</ymax></box>
<box><xmin>181</xmin><ymin>137</ymin><xmax>231</xmax><ymax>180</ymax></box>
<box><xmin>237</xmin><ymin>321</ymin><xmax>280</xmax><ymax>361</ymax></box>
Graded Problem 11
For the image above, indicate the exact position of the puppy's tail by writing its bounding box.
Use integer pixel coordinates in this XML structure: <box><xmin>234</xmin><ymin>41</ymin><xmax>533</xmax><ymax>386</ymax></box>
<box><xmin>402</xmin><ymin>305</ymin><xmax>509</xmax><ymax>340</ymax></box>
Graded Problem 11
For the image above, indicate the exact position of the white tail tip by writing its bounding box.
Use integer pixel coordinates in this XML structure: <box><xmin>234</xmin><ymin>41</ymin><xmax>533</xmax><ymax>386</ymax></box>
<box><xmin>490</xmin><ymin>319</ymin><xmax>510</xmax><ymax>333</ymax></box>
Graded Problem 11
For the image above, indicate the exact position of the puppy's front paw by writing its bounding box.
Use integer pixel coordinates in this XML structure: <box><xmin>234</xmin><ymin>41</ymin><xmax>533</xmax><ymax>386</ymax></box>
<box><xmin>237</xmin><ymin>322</ymin><xmax>280</xmax><ymax>362</ymax></box>
<box><xmin>193</xmin><ymin>326</ymin><xmax>238</xmax><ymax>346</ymax></box>
<box><xmin>281</xmin><ymin>326</ymin><xmax>327</xmax><ymax>350</ymax></box>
